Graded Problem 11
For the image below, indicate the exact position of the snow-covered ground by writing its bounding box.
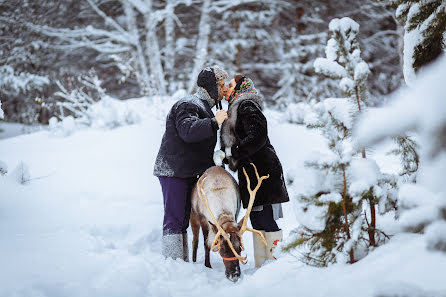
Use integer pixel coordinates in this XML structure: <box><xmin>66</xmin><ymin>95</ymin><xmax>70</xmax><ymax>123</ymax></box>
<box><xmin>0</xmin><ymin>122</ymin><xmax>44</xmax><ymax>140</ymax></box>
<box><xmin>1</xmin><ymin>96</ymin><xmax>445</xmax><ymax>297</ymax></box>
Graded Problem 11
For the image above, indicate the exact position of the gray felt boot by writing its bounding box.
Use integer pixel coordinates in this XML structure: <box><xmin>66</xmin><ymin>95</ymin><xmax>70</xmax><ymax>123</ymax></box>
<box><xmin>162</xmin><ymin>234</ymin><xmax>183</xmax><ymax>260</ymax></box>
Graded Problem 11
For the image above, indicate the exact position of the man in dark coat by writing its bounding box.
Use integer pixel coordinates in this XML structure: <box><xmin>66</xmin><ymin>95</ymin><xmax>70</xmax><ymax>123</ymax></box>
<box><xmin>153</xmin><ymin>65</ymin><xmax>228</xmax><ymax>261</ymax></box>
<box><xmin>220</xmin><ymin>75</ymin><xmax>289</xmax><ymax>267</ymax></box>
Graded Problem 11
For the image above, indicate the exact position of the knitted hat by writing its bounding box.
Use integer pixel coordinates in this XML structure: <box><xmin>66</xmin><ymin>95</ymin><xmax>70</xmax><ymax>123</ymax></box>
<box><xmin>197</xmin><ymin>65</ymin><xmax>228</xmax><ymax>100</ymax></box>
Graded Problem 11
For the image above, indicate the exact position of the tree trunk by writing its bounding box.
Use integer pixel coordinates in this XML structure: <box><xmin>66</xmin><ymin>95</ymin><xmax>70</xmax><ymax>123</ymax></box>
<box><xmin>341</xmin><ymin>164</ymin><xmax>355</xmax><ymax>264</ymax></box>
<box><xmin>122</xmin><ymin>1</ymin><xmax>152</xmax><ymax>95</ymax></box>
<box><xmin>188</xmin><ymin>0</ymin><xmax>211</xmax><ymax>94</ymax></box>
<box><xmin>144</xmin><ymin>0</ymin><xmax>167</xmax><ymax>95</ymax></box>
<box><xmin>354</xmin><ymin>85</ymin><xmax>376</xmax><ymax>247</ymax></box>
<box><xmin>164</xmin><ymin>0</ymin><xmax>175</xmax><ymax>92</ymax></box>
<box><xmin>235</xmin><ymin>18</ymin><xmax>242</xmax><ymax>73</ymax></box>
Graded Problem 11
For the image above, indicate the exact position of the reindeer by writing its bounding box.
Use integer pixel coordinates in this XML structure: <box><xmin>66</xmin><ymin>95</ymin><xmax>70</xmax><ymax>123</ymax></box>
<box><xmin>190</xmin><ymin>163</ymin><xmax>268</xmax><ymax>282</ymax></box>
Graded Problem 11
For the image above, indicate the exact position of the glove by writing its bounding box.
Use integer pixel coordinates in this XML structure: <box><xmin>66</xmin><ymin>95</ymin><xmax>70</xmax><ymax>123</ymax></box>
<box><xmin>213</xmin><ymin>150</ymin><xmax>226</xmax><ymax>166</ymax></box>
<box><xmin>225</xmin><ymin>147</ymin><xmax>232</xmax><ymax>157</ymax></box>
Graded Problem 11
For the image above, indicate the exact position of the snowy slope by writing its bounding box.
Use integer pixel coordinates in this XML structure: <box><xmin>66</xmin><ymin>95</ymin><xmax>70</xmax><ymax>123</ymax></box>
<box><xmin>1</xmin><ymin>98</ymin><xmax>445</xmax><ymax>297</ymax></box>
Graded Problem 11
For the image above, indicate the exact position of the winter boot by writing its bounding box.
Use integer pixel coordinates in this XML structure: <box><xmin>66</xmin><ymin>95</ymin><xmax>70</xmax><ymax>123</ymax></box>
<box><xmin>182</xmin><ymin>232</ymin><xmax>189</xmax><ymax>262</ymax></box>
<box><xmin>162</xmin><ymin>234</ymin><xmax>183</xmax><ymax>260</ymax></box>
<box><xmin>265</xmin><ymin>229</ymin><xmax>283</xmax><ymax>261</ymax></box>
<box><xmin>252</xmin><ymin>230</ymin><xmax>267</xmax><ymax>267</ymax></box>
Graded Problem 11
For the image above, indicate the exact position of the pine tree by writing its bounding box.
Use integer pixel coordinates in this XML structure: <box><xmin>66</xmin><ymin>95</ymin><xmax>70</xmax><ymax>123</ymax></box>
<box><xmin>283</xmin><ymin>17</ymin><xmax>398</xmax><ymax>266</ymax></box>
<box><xmin>273</xmin><ymin>27</ymin><xmax>341</xmax><ymax>108</ymax></box>
<box><xmin>389</xmin><ymin>135</ymin><xmax>419</xmax><ymax>181</ymax></box>
<box><xmin>208</xmin><ymin>0</ymin><xmax>282</xmax><ymax>99</ymax></box>
<box><xmin>391</xmin><ymin>0</ymin><xmax>446</xmax><ymax>84</ymax></box>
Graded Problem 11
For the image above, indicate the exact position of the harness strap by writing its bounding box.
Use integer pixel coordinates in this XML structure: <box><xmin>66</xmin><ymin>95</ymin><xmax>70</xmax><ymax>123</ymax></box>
<box><xmin>222</xmin><ymin>256</ymin><xmax>239</xmax><ymax>262</ymax></box>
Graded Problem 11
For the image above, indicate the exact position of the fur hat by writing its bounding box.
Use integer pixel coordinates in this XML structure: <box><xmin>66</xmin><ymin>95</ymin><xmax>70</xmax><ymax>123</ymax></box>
<box><xmin>197</xmin><ymin>65</ymin><xmax>228</xmax><ymax>100</ymax></box>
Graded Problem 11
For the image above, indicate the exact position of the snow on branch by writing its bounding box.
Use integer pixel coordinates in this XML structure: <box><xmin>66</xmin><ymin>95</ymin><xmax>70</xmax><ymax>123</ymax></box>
<box><xmin>314</xmin><ymin>58</ymin><xmax>347</xmax><ymax>79</ymax></box>
<box><xmin>86</xmin><ymin>0</ymin><xmax>128</xmax><ymax>36</ymax></box>
<box><xmin>27</xmin><ymin>23</ymin><xmax>134</xmax><ymax>53</ymax></box>
<box><xmin>54</xmin><ymin>74</ymin><xmax>105</xmax><ymax>123</ymax></box>
<box><xmin>0</xmin><ymin>65</ymin><xmax>50</xmax><ymax>96</ymax></box>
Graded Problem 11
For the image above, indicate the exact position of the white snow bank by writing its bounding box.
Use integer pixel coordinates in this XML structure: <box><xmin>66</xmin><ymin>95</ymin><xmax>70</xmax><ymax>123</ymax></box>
<box><xmin>0</xmin><ymin>90</ymin><xmax>445</xmax><ymax>297</ymax></box>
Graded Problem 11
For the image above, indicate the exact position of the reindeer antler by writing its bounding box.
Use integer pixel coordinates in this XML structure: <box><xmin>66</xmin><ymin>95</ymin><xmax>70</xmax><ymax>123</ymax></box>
<box><xmin>238</xmin><ymin>163</ymin><xmax>269</xmax><ymax>250</ymax></box>
<box><xmin>196</xmin><ymin>174</ymin><xmax>248</xmax><ymax>264</ymax></box>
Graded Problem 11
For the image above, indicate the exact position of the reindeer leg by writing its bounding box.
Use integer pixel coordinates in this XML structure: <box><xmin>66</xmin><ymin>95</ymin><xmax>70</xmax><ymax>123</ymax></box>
<box><xmin>201</xmin><ymin>219</ymin><xmax>212</xmax><ymax>268</ymax></box>
<box><xmin>190</xmin><ymin>212</ymin><xmax>200</xmax><ymax>263</ymax></box>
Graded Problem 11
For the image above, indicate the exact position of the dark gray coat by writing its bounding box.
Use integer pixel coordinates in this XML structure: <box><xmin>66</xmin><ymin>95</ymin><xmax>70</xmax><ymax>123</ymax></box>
<box><xmin>221</xmin><ymin>93</ymin><xmax>289</xmax><ymax>208</ymax></box>
<box><xmin>153</xmin><ymin>89</ymin><xmax>218</xmax><ymax>178</ymax></box>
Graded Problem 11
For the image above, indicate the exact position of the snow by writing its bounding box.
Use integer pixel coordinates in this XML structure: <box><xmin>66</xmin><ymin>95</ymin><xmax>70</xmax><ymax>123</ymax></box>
<box><xmin>425</xmin><ymin>221</ymin><xmax>446</xmax><ymax>252</ymax></box>
<box><xmin>355</xmin><ymin>55</ymin><xmax>446</xmax><ymax>150</ymax></box>
<box><xmin>340</xmin><ymin>77</ymin><xmax>355</xmax><ymax>93</ymax></box>
<box><xmin>397</xmin><ymin>183</ymin><xmax>444</xmax><ymax>231</ymax></box>
<box><xmin>355</xmin><ymin>53</ymin><xmax>446</xmax><ymax>248</ymax></box>
<box><xmin>324</xmin><ymin>97</ymin><xmax>353</xmax><ymax>129</ymax></box>
<box><xmin>0</xmin><ymin>65</ymin><xmax>49</xmax><ymax>95</ymax></box>
<box><xmin>319</xmin><ymin>192</ymin><xmax>342</xmax><ymax>204</ymax></box>
<box><xmin>314</xmin><ymin>57</ymin><xmax>347</xmax><ymax>78</ymax></box>
<box><xmin>348</xmin><ymin>158</ymin><xmax>381</xmax><ymax>195</ymax></box>
<box><xmin>354</xmin><ymin>61</ymin><xmax>370</xmax><ymax>81</ymax></box>
<box><xmin>329</xmin><ymin>17</ymin><xmax>359</xmax><ymax>35</ymax></box>
<box><xmin>403</xmin><ymin>27</ymin><xmax>421</xmax><ymax>86</ymax></box>
<box><xmin>283</xmin><ymin>102</ymin><xmax>316</xmax><ymax>124</ymax></box>
<box><xmin>1</xmin><ymin>92</ymin><xmax>446</xmax><ymax>296</ymax></box>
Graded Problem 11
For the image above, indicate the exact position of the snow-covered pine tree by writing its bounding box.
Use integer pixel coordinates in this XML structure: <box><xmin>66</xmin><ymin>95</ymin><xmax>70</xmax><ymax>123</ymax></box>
<box><xmin>272</xmin><ymin>2</ymin><xmax>341</xmax><ymax>108</ymax></box>
<box><xmin>273</xmin><ymin>27</ymin><xmax>342</xmax><ymax>108</ymax></box>
<box><xmin>391</xmin><ymin>0</ymin><xmax>446</xmax><ymax>85</ymax></box>
<box><xmin>208</xmin><ymin>0</ymin><xmax>283</xmax><ymax>99</ymax></box>
<box><xmin>389</xmin><ymin>135</ymin><xmax>419</xmax><ymax>181</ymax></box>
<box><xmin>355</xmin><ymin>54</ymin><xmax>446</xmax><ymax>252</ymax></box>
<box><xmin>283</xmin><ymin>17</ymin><xmax>399</xmax><ymax>266</ymax></box>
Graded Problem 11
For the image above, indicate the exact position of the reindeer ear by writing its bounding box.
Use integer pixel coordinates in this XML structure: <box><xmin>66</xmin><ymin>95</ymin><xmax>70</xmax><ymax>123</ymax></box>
<box><xmin>237</xmin><ymin>218</ymin><xmax>244</xmax><ymax>229</ymax></box>
<box><xmin>208</xmin><ymin>221</ymin><xmax>218</xmax><ymax>233</ymax></box>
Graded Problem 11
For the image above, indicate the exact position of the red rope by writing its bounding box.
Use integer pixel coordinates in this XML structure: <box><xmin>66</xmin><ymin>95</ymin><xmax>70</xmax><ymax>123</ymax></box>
<box><xmin>221</xmin><ymin>256</ymin><xmax>239</xmax><ymax>262</ymax></box>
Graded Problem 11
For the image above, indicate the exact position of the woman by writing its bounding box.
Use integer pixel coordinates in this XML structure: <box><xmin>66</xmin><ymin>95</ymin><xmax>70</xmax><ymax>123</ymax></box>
<box><xmin>220</xmin><ymin>75</ymin><xmax>289</xmax><ymax>267</ymax></box>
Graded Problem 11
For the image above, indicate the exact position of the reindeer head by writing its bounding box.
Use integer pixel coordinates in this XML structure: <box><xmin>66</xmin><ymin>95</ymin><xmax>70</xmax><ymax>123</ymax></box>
<box><xmin>209</xmin><ymin>218</ymin><xmax>244</xmax><ymax>282</ymax></box>
<box><xmin>198</xmin><ymin>163</ymin><xmax>269</xmax><ymax>282</ymax></box>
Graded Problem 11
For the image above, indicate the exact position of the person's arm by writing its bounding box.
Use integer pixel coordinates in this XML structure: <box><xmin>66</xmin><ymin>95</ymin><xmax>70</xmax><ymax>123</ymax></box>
<box><xmin>231</xmin><ymin>101</ymin><xmax>267</xmax><ymax>160</ymax></box>
<box><xmin>175</xmin><ymin>102</ymin><xmax>218</xmax><ymax>143</ymax></box>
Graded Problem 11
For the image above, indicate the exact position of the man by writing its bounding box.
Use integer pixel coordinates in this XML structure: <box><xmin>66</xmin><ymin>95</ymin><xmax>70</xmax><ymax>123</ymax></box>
<box><xmin>153</xmin><ymin>65</ymin><xmax>228</xmax><ymax>261</ymax></box>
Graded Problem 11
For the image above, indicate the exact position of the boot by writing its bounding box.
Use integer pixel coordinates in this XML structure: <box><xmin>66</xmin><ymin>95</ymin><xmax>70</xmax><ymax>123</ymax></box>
<box><xmin>265</xmin><ymin>230</ymin><xmax>283</xmax><ymax>261</ymax></box>
<box><xmin>162</xmin><ymin>234</ymin><xmax>183</xmax><ymax>260</ymax></box>
<box><xmin>182</xmin><ymin>232</ymin><xmax>189</xmax><ymax>262</ymax></box>
<box><xmin>252</xmin><ymin>230</ymin><xmax>266</xmax><ymax>267</ymax></box>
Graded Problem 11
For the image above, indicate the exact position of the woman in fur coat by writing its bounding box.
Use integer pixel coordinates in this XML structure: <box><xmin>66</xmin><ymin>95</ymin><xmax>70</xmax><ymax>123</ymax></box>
<box><xmin>219</xmin><ymin>75</ymin><xmax>289</xmax><ymax>267</ymax></box>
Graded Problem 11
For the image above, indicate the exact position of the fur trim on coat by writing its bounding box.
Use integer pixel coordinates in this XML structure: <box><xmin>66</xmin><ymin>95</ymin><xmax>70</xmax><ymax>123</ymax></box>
<box><xmin>220</xmin><ymin>93</ymin><xmax>289</xmax><ymax>208</ymax></box>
